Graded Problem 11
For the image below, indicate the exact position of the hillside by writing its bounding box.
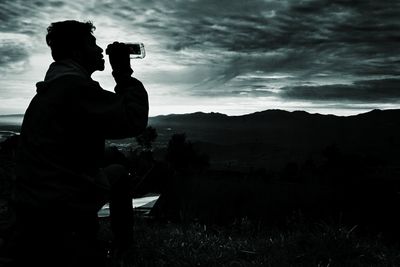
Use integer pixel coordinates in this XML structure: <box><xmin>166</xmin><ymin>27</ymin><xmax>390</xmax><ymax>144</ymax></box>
<box><xmin>150</xmin><ymin>109</ymin><xmax>399</xmax><ymax>145</ymax></box>
<box><xmin>2</xmin><ymin>109</ymin><xmax>400</xmax><ymax>174</ymax></box>
<box><xmin>148</xmin><ymin>109</ymin><xmax>400</xmax><ymax>173</ymax></box>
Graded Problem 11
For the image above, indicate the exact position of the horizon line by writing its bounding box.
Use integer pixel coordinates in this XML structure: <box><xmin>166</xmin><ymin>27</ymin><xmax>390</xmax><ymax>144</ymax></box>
<box><xmin>0</xmin><ymin>108</ymin><xmax>392</xmax><ymax>118</ymax></box>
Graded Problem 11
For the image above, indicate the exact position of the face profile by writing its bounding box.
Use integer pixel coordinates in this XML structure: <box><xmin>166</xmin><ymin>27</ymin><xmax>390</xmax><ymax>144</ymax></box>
<box><xmin>45</xmin><ymin>20</ymin><xmax>106</xmax><ymax>75</ymax></box>
<box><xmin>78</xmin><ymin>34</ymin><xmax>105</xmax><ymax>74</ymax></box>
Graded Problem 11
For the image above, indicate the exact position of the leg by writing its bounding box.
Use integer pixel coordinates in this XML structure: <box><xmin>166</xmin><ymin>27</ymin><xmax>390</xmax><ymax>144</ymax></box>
<box><xmin>14</xmin><ymin>205</ymin><xmax>103</xmax><ymax>267</ymax></box>
<box><xmin>103</xmin><ymin>164</ymin><xmax>134</xmax><ymax>251</ymax></box>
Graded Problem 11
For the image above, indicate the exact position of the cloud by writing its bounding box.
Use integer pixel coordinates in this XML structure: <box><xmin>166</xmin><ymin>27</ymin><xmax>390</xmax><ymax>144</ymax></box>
<box><xmin>0</xmin><ymin>1</ymin><xmax>63</xmax><ymax>73</ymax></box>
<box><xmin>0</xmin><ymin>33</ymin><xmax>32</xmax><ymax>74</ymax></box>
<box><xmin>281</xmin><ymin>79</ymin><xmax>400</xmax><ymax>102</ymax></box>
<box><xmin>2</xmin><ymin>0</ymin><xmax>399</xmax><ymax>79</ymax></box>
<box><xmin>0</xmin><ymin>0</ymin><xmax>399</xmax><ymax>115</ymax></box>
<box><xmin>107</xmin><ymin>0</ymin><xmax>399</xmax><ymax>100</ymax></box>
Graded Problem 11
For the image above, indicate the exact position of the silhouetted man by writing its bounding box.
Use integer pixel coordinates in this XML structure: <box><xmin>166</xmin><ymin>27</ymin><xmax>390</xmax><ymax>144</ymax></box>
<box><xmin>14</xmin><ymin>20</ymin><xmax>148</xmax><ymax>267</ymax></box>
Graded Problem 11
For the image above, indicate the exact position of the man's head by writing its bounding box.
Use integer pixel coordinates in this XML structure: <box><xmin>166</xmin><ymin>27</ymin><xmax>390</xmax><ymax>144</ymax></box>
<box><xmin>46</xmin><ymin>20</ymin><xmax>105</xmax><ymax>74</ymax></box>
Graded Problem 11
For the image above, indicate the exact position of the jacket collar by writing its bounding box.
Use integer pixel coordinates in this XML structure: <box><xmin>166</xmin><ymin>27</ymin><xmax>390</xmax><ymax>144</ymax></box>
<box><xmin>36</xmin><ymin>59</ymin><xmax>95</xmax><ymax>94</ymax></box>
<box><xmin>44</xmin><ymin>59</ymin><xmax>91</xmax><ymax>82</ymax></box>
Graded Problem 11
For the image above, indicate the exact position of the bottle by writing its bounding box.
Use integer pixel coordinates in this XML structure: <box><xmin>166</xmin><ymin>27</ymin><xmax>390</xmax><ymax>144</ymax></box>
<box><xmin>127</xmin><ymin>43</ymin><xmax>146</xmax><ymax>59</ymax></box>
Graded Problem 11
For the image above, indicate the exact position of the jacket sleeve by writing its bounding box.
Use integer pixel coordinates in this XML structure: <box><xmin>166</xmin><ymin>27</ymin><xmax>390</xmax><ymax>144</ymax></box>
<box><xmin>73</xmin><ymin>75</ymin><xmax>149</xmax><ymax>139</ymax></box>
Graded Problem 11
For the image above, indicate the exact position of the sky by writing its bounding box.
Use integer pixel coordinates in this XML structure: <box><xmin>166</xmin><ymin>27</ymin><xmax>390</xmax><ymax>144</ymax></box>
<box><xmin>0</xmin><ymin>0</ymin><xmax>399</xmax><ymax>116</ymax></box>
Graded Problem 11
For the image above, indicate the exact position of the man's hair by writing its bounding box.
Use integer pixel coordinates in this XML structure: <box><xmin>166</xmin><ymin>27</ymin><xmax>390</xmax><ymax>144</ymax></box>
<box><xmin>46</xmin><ymin>20</ymin><xmax>96</xmax><ymax>61</ymax></box>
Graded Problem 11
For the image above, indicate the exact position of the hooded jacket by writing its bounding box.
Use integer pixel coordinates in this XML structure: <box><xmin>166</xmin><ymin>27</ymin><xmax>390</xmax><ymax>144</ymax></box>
<box><xmin>16</xmin><ymin>59</ymin><xmax>149</xmax><ymax>212</ymax></box>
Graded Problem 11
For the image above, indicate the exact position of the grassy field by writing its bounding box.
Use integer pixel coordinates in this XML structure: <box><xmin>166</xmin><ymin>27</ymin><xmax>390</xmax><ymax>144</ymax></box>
<box><xmin>99</xmin><ymin>214</ymin><xmax>400</xmax><ymax>267</ymax></box>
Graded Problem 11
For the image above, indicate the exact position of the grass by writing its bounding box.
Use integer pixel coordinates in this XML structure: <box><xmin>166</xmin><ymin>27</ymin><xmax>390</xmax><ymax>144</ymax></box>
<box><xmin>2</xmin><ymin>147</ymin><xmax>400</xmax><ymax>266</ymax></box>
<box><xmin>99</xmin><ymin>214</ymin><xmax>400</xmax><ymax>267</ymax></box>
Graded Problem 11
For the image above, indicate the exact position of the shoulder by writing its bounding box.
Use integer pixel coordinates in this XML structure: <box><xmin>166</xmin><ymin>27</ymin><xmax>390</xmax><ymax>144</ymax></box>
<box><xmin>53</xmin><ymin>74</ymin><xmax>95</xmax><ymax>88</ymax></box>
<box><xmin>49</xmin><ymin>75</ymin><xmax>106</xmax><ymax>96</ymax></box>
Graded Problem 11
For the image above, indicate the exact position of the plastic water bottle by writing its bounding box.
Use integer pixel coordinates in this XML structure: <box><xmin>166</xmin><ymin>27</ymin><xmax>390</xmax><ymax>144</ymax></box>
<box><xmin>127</xmin><ymin>43</ymin><xmax>146</xmax><ymax>59</ymax></box>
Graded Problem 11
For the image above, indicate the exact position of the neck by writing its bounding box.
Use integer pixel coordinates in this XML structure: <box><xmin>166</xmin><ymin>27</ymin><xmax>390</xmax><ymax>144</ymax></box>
<box><xmin>69</xmin><ymin>58</ymin><xmax>94</xmax><ymax>76</ymax></box>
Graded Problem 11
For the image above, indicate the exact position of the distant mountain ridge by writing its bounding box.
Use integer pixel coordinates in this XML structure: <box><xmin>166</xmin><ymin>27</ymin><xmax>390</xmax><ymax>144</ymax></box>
<box><xmin>1</xmin><ymin>108</ymin><xmax>398</xmax><ymax>124</ymax></box>
<box><xmin>1</xmin><ymin>109</ymin><xmax>400</xmax><ymax>175</ymax></box>
<box><xmin>2</xmin><ymin>109</ymin><xmax>400</xmax><ymax>143</ymax></box>
<box><xmin>150</xmin><ymin>108</ymin><xmax>400</xmax><ymax>124</ymax></box>
<box><xmin>0</xmin><ymin>114</ymin><xmax>24</xmax><ymax>117</ymax></box>
<box><xmin>149</xmin><ymin>108</ymin><xmax>400</xmax><ymax>144</ymax></box>
<box><xmin>148</xmin><ymin>109</ymin><xmax>400</xmax><ymax>172</ymax></box>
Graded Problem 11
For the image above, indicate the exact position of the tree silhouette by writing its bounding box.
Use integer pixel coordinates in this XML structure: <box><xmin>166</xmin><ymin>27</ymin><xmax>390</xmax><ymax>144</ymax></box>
<box><xmin>135</xmin><ymin>126</ymin><xmax>158</xmax><ymax>151</ymax></box>
<box><xmin>165</xmin><ymin>133</ymin><xmax>209</xmax><ymax>173</ymax></box>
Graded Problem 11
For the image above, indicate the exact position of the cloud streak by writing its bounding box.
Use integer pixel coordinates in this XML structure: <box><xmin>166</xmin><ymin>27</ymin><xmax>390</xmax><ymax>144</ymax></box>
<box><xmin>281</xmin><ymin>79</ymin><xmax>400</xmax><ymax>102</ymax></box>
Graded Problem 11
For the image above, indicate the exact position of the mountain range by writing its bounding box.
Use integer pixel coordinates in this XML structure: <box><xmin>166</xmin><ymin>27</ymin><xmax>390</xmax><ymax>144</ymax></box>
<box><xmin>150</xmin><ymin>109</ymin><xmax>399</xmax><ymax>163</ymax></box>
<box><xmin>1</xmin><ymin>109</ymin><xmax>400</xmax><ymax>173</ymax></box>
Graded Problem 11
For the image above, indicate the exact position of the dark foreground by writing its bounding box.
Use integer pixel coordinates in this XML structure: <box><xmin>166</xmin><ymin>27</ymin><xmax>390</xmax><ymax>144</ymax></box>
<box><xmin>98</xmin><ymin>214</ymin><xmax>400</xmax><ymax>267</ymax></box>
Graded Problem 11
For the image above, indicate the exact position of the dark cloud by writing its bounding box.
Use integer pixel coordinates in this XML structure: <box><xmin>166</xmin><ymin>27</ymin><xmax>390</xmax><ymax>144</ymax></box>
<box><xmin>0</xmin><ymin>1</ymin><xmax>49</xmax><ymax>72</ymax></box>
<box><xmin>0</xmin><ymin>1</ymin><xmax>45</xmax><ymax>33</ymax></box>
<box><xmin>0</xmin><ymin>43</ymin><xmax>29</xmax><ymax>67</ymax></box>
<box><xmin>2</xmin><ymin>0</ymin><xmax>399</xmax><ymax>79</ymax></box>
<box><xmin>135</xmin><ymin>0</ymin><xmax>400</xmax><ymax>80</ymax></box>
<box><xmin>281</xmin><ymin>79</ymin><xmax>400</xmax><ymax>102</ymax></box>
